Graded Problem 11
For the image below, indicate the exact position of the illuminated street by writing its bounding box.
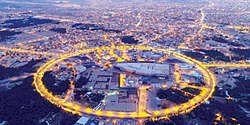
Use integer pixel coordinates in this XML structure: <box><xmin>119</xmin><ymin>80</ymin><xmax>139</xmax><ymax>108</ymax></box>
<box><xmin>0</xmin><ymin>0</ymin><xmax>250</xmax><ymax>125</ymax></box>
<box><xmin>30</xmin><ymin>45</ymin><xmax>217</xmax><ymax>119</ymax></box>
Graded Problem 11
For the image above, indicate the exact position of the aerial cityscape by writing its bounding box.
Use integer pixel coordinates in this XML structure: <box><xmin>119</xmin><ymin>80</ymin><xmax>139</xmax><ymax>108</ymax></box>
<box><xmin>0</xmin><ymin>0</ymin><xmax>250</xmax><ymax>125</ymax></box>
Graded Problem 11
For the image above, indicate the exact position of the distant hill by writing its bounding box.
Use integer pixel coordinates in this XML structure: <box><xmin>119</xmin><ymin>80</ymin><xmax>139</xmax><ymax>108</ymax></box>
<box><xmin>112</xmin><ymin>0</ymin><xmax>207</xmax><ymax>2</ymax></box>
<box><xmin>0</xmin><ymin>0</ymin><xmax>87</xmax><ymax>4</ymax></box>
<box><xmin>1</xmin><ymin>0</ymin><xmax>206</xmax><ymax>3</ymax></box>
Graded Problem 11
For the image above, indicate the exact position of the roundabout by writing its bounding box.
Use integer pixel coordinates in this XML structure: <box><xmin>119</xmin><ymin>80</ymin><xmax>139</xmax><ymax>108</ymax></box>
<box><xmin>33</xmin><ymin>45</ymin><xmax>216</xmax><ymax>119</ymax></box>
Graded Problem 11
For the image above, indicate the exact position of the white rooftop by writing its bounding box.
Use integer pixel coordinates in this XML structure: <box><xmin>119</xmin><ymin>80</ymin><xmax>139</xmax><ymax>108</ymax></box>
<box><xmin>115</xmin><ymin>63</ymin><xmax>170</xmax><ymax>76</ymax></box>
<box><xmin>75</xmin><ymin>116</ymin><xmax>89</xmax><ymax>125</ymax></box>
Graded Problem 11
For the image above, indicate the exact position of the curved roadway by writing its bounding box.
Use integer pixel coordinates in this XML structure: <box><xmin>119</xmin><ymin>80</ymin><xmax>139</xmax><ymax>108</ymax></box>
<box><xmin>33</xmin><ymin>45</ymin><xmax>216</xmax><ymax>119</ymax></box>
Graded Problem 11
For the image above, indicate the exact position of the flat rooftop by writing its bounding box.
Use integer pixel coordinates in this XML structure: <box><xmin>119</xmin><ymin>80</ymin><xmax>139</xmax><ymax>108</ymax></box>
<box><xmin>115</xmin><ymin>63</ymin><xmax>170</xmax><ymax>76</ymax></box>
<box><xmin>104</xmin><ymin>102</ymin><xmax>136</xmax><ymax>112</ymax></box>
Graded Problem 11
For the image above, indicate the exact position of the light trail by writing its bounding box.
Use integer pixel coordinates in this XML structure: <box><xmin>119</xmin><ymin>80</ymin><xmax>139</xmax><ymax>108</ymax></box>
<box><xmin>157</xmin><ymin>53</ymin><xmax>170</xmax><ymax>63</ymax></box>
<box><xmin>119</xmin><ymin>74</ymin><xmax>126</xmax><ymax>88</ymax></box>
<box><xmin>179</xmin><ymin>83</ymin><xmax>204</xmax><ymax>90</ymax></box>
<box><xmin>204</xmin><ymin>63</ymin><xmax>250</xmax><ymax>68</ymax></box>
<box><xmin>140</xmin><ymin>24</ymin><xmax>174</xmax><ymax>46</ymax></box>
<box><xmin>64</xmin><ymin>81</ymin><xmax>75</xmax><ymax>101</ymax></box>
<box><xmin>173</xmin><ymin>64</ymin><xmax>181</xmax><ymax>84</ymax></box>
<box><xmin>32</xmin><ymin>45</ymin><xmax>217</xmax><ymax>119</ymax></box>
<box><xmin>135</xmin><ymin>12</ymin><xmax>142</xmax><ymax>28</ymax></box>
<box><xmin>226</xmin><ymin>25</ymin><xmax>249</xmax><ymax>32</ymax></box>
<box><xmin>138</xmin><ymin>86</ymin><xmax>150</xmax><ymax>117</ymax></box>
<box><xmin>178</xmin><ymin>5</ymin><xmax>206</xmax><ymax>49</ymax></box>
<box><xmin>109</xmin><ymin>49</ymin><xmax>123</xmax><ymax>62</ymax></box>
<box><xmin>103</xmin><ymin>34</ymin><xmax>115</xmax><ymax>46</ymax></box>
<box><xmin>178</xmin><ymin>1</ymin><xmax>216</xmax><ymax>49</ymax></box>
<box><xmin>104</xmin><ymin>34</ymin><xmax>123</xmax><ymax>62</ymax></box>
<box><xmin>178</xmin><ymin>88</ymin><xmax>196</xmax><ymax>97</ymax></box>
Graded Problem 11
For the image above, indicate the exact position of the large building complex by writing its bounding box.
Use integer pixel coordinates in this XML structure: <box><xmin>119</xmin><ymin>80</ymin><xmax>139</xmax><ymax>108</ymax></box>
<box><xmin>114</xmin><ymin>63</ymin><xmax>170</xmax><ymax>77</ymax></box>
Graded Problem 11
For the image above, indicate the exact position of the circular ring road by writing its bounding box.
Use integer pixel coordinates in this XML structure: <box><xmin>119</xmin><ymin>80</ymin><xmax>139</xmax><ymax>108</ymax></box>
<box><xmin>33</xmin><ymin>45</ymin><xmax>216</xmax><ymax>119</ymax></box>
